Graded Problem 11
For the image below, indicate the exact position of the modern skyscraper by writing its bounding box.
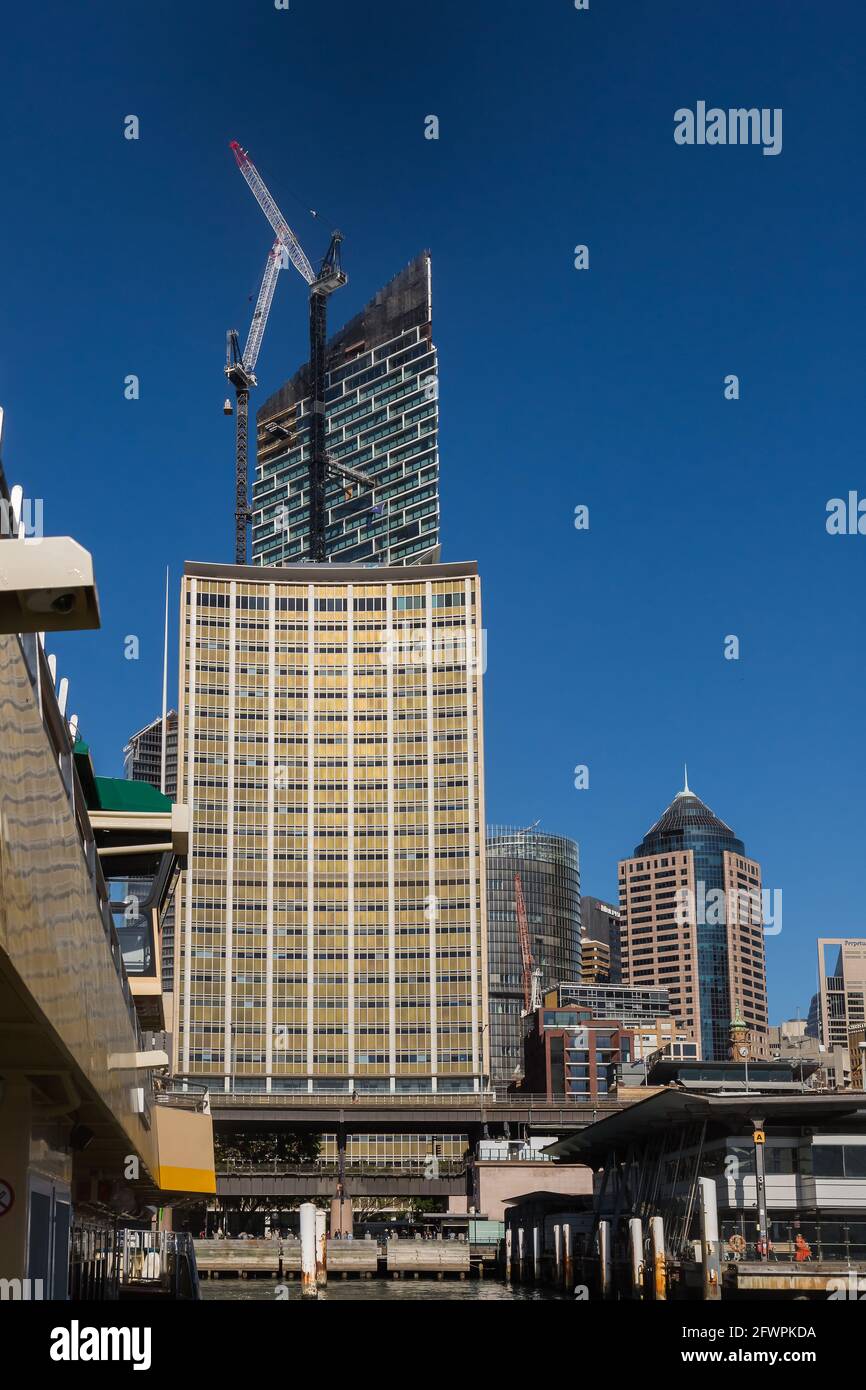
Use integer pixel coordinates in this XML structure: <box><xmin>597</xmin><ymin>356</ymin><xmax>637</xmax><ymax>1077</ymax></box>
<box><xmin>251</xmin><ymin>253</ymin><xmax>439</xmax><ymax>567</ymax></box>
<box><xmin>816</xmin><ymin>939</ymin><xmax>866</xmax><ymax>1051</ymax></box>
<box><xmin>485</xmin><ymin>827</ymin><xmax>581</xmax><ymax>1086</ymax></box>
<box><xmin>175</xmin><ymin>558</ymin><xmax>487</xmax><ymax>1093</ymax></box>
<box><xmin>618</xmin><ymin>774</ymin><xmax>768</xmax><ymax>1062</ymax></box>
<box><xmin>123</xmin><ymin>710</ymin><xmax>178</xmax><ymax>795</ymax></box>
<box><xmin>580</xmin><ymin>896</ymin><xmax>622</xmax><ymax>983</ymax></box>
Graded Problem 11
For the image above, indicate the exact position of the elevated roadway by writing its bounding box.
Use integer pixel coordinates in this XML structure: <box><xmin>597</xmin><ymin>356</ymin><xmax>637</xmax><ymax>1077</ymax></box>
<box><xmin>207</xmin><ymin>1093</ymin><xmax>622</xmax><ymax>1137</ymax></box>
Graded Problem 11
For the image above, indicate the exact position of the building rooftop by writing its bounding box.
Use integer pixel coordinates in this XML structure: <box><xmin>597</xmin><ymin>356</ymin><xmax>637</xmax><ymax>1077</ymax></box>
<box><xmin>124</xmin><ymin>710</ymin><xmax>177</xmax><ymax>747</ymax></box>
<box><xmin>643</xmin><ymin>790</ymin><xmax>735</xmax><ymax>840</ymax></box>
<box><xmin>257</xmin><ymin>252</ymin><xmax>432</xmax><ymax>423</ymax></box>
<box><xmin>183</xmin><ymin>559</ymin><xmax>477</xmax><ymax>583</ymax></box>
<box><xmin>73</xmin><ymin>739</ymin><xmax>173</xmax><ymax>813</ymax></box>
<box><xmin>643</xmin><ymin>1056</ymin><xmax>818</xmax><ymax>1087</ymax></box>
<box><xmin>634</xmin><ymin>771</ymin><xmax>743</xmax><ymax>856</ymax></box>
<box><xmin>546</xmin><ymin>1090</ymin><xmax>866</xmax><ymax>1162</ymax></box>
<box><xmin>92</xmin><ymin>777</ymin><xmax>172</xmax><ymax>814</ymax></box>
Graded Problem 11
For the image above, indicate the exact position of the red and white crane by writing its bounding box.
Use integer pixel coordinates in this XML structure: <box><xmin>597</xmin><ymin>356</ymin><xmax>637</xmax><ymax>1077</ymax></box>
<box><xmin>514</xmin><ymin>873</ymin><xmax>542</xmax><ymax>1015</ymax></box>
<box><xmin>224</xmin><ymin>236</ymin><xmax>285</xmax><ymax>564</ymax></box>
<box><xmin>230</xmin><ymin>142</ymin><xmax>316</xmax><ymax>288</ymax></box>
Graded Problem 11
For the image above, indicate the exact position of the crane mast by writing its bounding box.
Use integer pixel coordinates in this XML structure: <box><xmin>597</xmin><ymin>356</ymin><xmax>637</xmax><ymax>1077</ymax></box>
<box><xmin>225</xmin><ymin>240</ymin><xmax>285</xmax><ymax>564</ymax></box>
<box><xmin>229</xmin><ymin>141</ymin><xmax>347</xmax><ymax>564</ymax></box>
<box><xmin>308</xmin><ymin>231</ymin><xmax>345</xmax><ymax>561</ymax></box>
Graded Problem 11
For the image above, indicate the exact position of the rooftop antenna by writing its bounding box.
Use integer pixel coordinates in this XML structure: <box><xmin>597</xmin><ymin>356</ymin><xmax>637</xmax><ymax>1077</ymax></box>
<box><xmin>677</xmin><ymin>764</ymin><xmax>692</xmax><ymax>798</ymax></box>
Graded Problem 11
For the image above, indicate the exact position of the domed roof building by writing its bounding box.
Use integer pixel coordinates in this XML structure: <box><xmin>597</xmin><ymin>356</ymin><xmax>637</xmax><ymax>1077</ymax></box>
<box><xmin>618</xmin><ymin>771</ymin><xmax>768</xmax><ymax>1061</ymax></box>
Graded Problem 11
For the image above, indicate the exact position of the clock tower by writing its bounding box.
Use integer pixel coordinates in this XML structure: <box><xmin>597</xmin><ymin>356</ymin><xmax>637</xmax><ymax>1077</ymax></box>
<box><xmin>729</xmin><ymin>1004</ymin><xmax>751</xmax><ymax>1062</ymax></box>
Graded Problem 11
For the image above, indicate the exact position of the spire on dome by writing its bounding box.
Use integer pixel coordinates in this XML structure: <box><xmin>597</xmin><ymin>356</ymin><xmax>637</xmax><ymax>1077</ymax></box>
<box><xmin>637</xmin><ymin>773</ymin><xmax>740</xmax><ymax>849</ymax></box>
<box><xmin>676</xmin><ymin>764</ymin><xmax>693</xmax><ymax>799</ymax></box>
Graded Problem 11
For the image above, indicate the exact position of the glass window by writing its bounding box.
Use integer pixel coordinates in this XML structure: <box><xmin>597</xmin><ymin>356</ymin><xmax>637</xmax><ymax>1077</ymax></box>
<box><xmin>844</xmin><ymin>1147</ymin><xmax>866</xmax><ymax>1178</ymax></box>
<box><xmin>812</xmin><ymin>1145</ymin><xmax>845</xmax><ymax>1178</ymax></box>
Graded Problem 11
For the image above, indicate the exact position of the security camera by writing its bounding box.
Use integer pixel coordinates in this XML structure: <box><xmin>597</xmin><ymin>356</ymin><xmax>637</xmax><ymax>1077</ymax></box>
<box><xmin>23</xmin><ymin>588</ymin><xmax>77</xmax><ymax>615</ymax></box>
<box><xmin>0</xmin><ymin>537</ymin><xmax>101</xmax><ymax>633</ymax></box>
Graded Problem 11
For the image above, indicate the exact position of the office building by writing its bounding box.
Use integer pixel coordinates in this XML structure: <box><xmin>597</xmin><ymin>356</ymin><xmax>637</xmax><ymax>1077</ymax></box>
<box><xmin>252</xmin><ymin>253</ymin><xmax>440</xmax><ymax>567</ymax></box>
<box><xmin>767</xmin><ymin>1018</ymin><xmax>851</xmax><ymax>1090</ymax></box>
<box><xmin>486</xmin><ymin>827</ymin><xmax>581</xmax><ymax>1086</ymax></box>
<box><xmin>618</xmin><ymin>775</ymin><xmax>768</xmax><ymax>1062</ymax></box>
<box><xmin>550</xmin><ymin>982</ymin><xmax>671</xmax><ymax>1026</ymax></box>
<box><xmin>523</xmin><ymin>998</ymin><xmax>698</xmax><ymax>1100</ymax></box>
<box><xmin>850</xmin><ymin>1026</ymin><xmax>866</xmax><ymax>1090</ymax></box>
<box><xmin>580</xmin><ymin>938</ymin><xmax>611</xmax><ymax>984</ymax></box>
<box><xmin>816</xmin><ymin>938</ymin><xmax>866</xmax><ymax>1051</ymax></box>
<box><xmin>175</xmin><ymin>558</ymin><xmax>487</xmax><ymax>1093</ymax></box>
<box><xmin>580</xmin><ymin>896</ymin><xmax>622</xmax><ymax>982</ymax></box>
<box><xmin>123</xmin><ymin>710</ymin><xmax>178</xmax><ymax>795</ymax></box>
<box><xmin>522</xmin><ymin>1005</ymin><xmax>634</xmax><ymax>1101</ymax></box>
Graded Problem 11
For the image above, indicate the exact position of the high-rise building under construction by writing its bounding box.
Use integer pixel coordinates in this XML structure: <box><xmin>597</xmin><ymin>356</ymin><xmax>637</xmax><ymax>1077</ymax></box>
<box><xmin>251</xmin><ymin>253</ymin><xmax>439</xmax><ymax>567</ymax></box>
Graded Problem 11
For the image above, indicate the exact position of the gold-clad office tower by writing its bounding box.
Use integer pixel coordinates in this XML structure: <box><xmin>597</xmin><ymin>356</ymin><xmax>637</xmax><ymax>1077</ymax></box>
<box><xmin>174</xmin><ymin>559</ymin><xmax>488</xmax><ymax>1094</ymax></box>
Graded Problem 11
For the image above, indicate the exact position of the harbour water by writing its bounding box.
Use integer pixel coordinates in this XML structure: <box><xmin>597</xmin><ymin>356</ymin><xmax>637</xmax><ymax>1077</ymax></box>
<box><xmin>201</xmin><ymin>1278</ymin><xmax>566</xmax><ymax>1302</ymax></box>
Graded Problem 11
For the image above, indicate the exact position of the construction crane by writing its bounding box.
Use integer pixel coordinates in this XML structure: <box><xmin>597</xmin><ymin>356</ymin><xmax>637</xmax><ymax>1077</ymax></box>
<box><xmin>514</xmin><ymin>873</ymin><xmax>543</xmax><ymax>1015</ymax></box>
<box><xmin>229</xmin><ymin>141</ymin><xmax>347</xmax><ymax>564</ymax></box>
<box><xmin>271</xmin><ymin>451</ymin><xmax>393</xmax><ymax>565</ymax></box>
<box><xmin>224</xmin><ymin>239</ymin><xmax>284</xmax><ymax>563</ymax></box>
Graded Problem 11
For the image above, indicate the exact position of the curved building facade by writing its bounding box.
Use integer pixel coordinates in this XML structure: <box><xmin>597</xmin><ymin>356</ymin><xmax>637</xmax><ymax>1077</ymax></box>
<box><xmin>619</xmin><ymin>777</ymin><xmax>768</xmax><ymax>1061</ymax></box>
<box><xmin>486</xmin><ymin>827</ymin><xmax>581</xmax><ymax>1086</ymax></box>
<box><xmin>176</xmin><ymin>558</ymin><xmax>488</xmax><ymax>1094</ymax></box>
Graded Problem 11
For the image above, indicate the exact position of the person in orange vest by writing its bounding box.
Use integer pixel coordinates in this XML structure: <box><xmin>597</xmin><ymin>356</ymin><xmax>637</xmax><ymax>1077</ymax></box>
<box><xmin>794</xmin><ymin>1233</ymin><xmax>812</xmax><ymax>1262</ymax></box>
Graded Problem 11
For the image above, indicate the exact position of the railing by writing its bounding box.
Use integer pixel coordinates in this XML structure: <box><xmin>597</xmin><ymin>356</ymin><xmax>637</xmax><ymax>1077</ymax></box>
<box><xmin>719</xmin><ymin>1220</ymin><xmax>866</xmax><ymax>1265</ymax></box>
<box><xmin>201</xmin><ymin>1084</ymin><xmax>619</xmax><ymax>1111</ymax></box>
<box><xmin>69</xmin><ymin>1220</ymin><xmax>119</xmax><ymax>1301</ymax></box>
<box><xmin>216</xmin><ymin>1160</ymin><xmax>466</xmax><ymax>1177</ymax></box>
<box><xmin>154</xmin><ymin>1078</ymin><xmax>210</xmax><ymax>1113</ymax></box>
<box><xmin>118</xmin><ymin>1230</ymin><xmax>201</xmax><ymax>1300</ymax></box>
<box><xmin>477</xmin><ymin>1148</ymin><xmax>555</xmax><ymax>1162</ymax></box>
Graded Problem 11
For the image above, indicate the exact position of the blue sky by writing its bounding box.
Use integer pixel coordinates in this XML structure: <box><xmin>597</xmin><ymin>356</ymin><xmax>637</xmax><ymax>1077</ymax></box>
<box><xmin>1</xmin><ymin>1</ymin><xmax>863</xmax><ymax>1024</ymax></box>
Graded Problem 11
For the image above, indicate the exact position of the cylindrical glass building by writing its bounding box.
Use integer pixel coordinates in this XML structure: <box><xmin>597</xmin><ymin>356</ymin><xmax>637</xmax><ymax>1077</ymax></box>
<box><xmin>486</xmin><ymin>826</ymin><xmax>581</xmax><ymax>1087</ymax></box>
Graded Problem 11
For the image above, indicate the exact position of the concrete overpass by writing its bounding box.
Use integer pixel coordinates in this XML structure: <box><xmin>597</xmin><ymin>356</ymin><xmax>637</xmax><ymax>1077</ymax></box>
<box><xmin>215</xmin><ymin>1166</ymin><xmax>468</xmax><ymax>1200</ymax></box>
<box><xmin>208</xmin><ymin>1093</ymin><xmax>622</xmax><ymax>1137</ymax></box>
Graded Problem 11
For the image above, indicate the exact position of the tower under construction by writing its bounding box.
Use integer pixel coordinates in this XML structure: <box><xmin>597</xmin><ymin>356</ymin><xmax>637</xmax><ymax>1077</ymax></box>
<box><xmin>251</xmin><ymin>253</ymin><xmax>440</xmax><ymax>567</ymax></box>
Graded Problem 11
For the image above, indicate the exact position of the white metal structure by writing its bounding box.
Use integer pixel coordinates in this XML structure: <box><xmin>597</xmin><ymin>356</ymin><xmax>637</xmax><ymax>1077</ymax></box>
<box><xmin>231</xmin><ymin>142</ymin><xmax>316</xmax><ymax>288</ymax></box>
